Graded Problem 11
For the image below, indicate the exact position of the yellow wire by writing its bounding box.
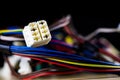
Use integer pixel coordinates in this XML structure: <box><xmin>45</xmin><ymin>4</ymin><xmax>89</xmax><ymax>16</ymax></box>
<box><xmin>47</xmin><ymin>58</ymin><xmax>120</xmax><ymax>68</ymax></box>
<box><xmin>0</xmin><ymin>29</ymin><xmax>23</xmax><ymax>34</ymax></box>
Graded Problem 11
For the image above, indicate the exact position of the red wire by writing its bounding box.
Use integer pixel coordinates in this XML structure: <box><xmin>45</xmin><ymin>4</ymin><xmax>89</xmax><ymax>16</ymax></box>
<box><xmin>51</xmin><ymin>39</ymin><xmax>74</xmax><ymax>47</ymax></box>
<box><xmin>50</xmin><ymin>44</ymin><xmax>75</xmax><ymax>53</ymax></box>
<box><xmin>15</xmin><ymin>53</ymin><xmax>120</xmax><ymax>72</ymax></box>
<box><xmin>22</xmin><ymin>68</ymin><xmax>120</xmax><ymax>80</ymax></box>
<box><xmin>30</xmin><ymin>56</ymin><xmax>120</xmax><ymax>72</ymax></box>
<box><xmin>64</xmin><ymin>26</ymin><xmax>84</xmax><ymax>44</ymax></box>
<box><xmin>64</xmin><ymin>26</ymin><xmax>120</xmax><ymax>63</ymax></box>
<box><xmin>99</xmin><ymin>48</ymin><xmax>120</xmax><ymax>63</ymax></box>
<box><xmin>22</xmin><ymin>70</ymin><xmax>81</xmax><ymax>80</ymax></box>
<box><xmin>14</xmin><ymin>53</ymin><xmax>120</xmax><ymax>80</ymax></box>
<box><xmin>15</xmin><ymin>53</ymin><xmax>82</xmax><ymax>70</ymax></box>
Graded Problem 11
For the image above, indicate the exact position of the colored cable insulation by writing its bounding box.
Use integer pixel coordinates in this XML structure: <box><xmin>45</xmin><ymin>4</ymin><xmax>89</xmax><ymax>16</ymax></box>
<box><xmin>15</xmin><ymin>53</ymin><xmax>120</xmax><ymax>72</ymax></box>
<box><xmin>51</xmin><ymin>39</ymin><xmax>75</xmax><ymax>49</ymax></box>
<box><xmin>0</xmin><ymin>35</ymin><xmax>24</xmax><ymax>41</ymax></box>
<box><xmin>21</xmin><ymin>70</ymin><xmax>82</xmax><ymax>80</ymax></box>
<box><xmin>13</xmin><ymin>52</ymin><xmax>120</xmax><ymax>68</ymax></box>
<box><xmin>64</xmin><ymin>26</ymin><xmax>120</xmax><ymax>64</ymax></box>
<box><xmin>99</xmin><ymin>48</ymin><xmax>120</xmax><ymax>63</ymax></box>
<box><xmin>0</xmin><ymin>44</ymin><xmax>119</xmax><ymax>66</ymax></box>
<box><xmin>10</xmin><ymin>45</ymin><xmax>118</xmax><ymax>66</ymax></box>
<box><xmin>47</xmin><ymin>58</ymin><xmax>120</xmax><ymax>68</ymax></box>
<box><xmin>2</xmin><ymin>32</ymin><xmax>22</xmax><ymax>35</ymax></box>
<box><xmin>0</xmin><ymin>29</ymin><xmax>22</xmax><ymax>34</ymax></box>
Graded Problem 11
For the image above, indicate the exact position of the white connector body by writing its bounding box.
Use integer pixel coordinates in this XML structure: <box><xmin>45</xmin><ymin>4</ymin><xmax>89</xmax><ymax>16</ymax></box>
<box><xmin>23</xmin><ymin>20</ymin><xmax>51</xmax><ymax>47</ymax></box>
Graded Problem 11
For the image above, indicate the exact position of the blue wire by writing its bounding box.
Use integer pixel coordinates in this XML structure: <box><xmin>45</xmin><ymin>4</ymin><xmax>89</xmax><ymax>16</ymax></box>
<box><xmin>10</xmin><ymin>46</ymin><xmax>119</xmax><ymax>66</ymax></box>
<box><xmin>7</xmin><ymin>26</ymin><xmax>21</xmax><ymax>30</ymax></box>
<box><xmin>2</xmin><ymin>32</ymin><xmax>22</xmax><ymax>35</ymax></box>
<box><xmin>83</xmin><ymin>50</ymin><xmax>97</xmax><ymax>58</ymax></box>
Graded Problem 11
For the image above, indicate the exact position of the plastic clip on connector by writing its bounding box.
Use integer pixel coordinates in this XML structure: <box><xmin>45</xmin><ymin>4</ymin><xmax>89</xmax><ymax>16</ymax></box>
<box><xmin>23</xmin><ymin>20</ymin><xmax>51</xmax><ymax>47</ymax></box>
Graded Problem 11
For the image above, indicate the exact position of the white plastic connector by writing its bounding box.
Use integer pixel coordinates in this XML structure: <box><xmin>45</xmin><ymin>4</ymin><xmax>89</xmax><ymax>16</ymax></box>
<box><xmin>18</xmin><ymin>57</ymin><xmax>32</xmax><ymax>75</ymax></box>
<box><xmin>23</xmin><ymin>20</ymin><xmax>51</xmax><ymax>47</ymax></box>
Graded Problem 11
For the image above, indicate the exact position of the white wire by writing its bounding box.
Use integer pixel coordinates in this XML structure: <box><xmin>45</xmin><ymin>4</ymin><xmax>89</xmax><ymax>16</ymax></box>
<box><xmin>85</xmin><ymin>28</ymin><xmax>120</xmax><ymax>40</ymax></box>
<box><xmin>0</xmin><ymin>35</ymin><xmax>24</xmax><ymax>41</ymax></box>
<box><xmin>50</xmin><ymin>15</ymin><xmax>71</xmax><ymax>31</ymax></box>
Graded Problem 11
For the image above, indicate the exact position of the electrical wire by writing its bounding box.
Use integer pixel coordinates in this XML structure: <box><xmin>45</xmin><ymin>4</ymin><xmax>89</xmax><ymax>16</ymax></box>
<box><xmin>20</xmin><ymin>68</ymin><xmax>50</xmax><ymax>80</ymax></box>
<box><xmin>49</xmin><ymin>43</ymin><xmax>75</xmax><ymax>53</ymax></box>
<box><xmin>2</xmin><ymin>32</ymin><xmax>23</xmax><ymax>35</ymax></box>
<box><xmin>50</xmin><ymin>15</ymin><xmax>71</xmax><ymax>31</ymax></box>
<box><xmin>1</xmin><ymin>18</ymin><xmax>120</xmax><ymax>80</ymax></box>
<box><xmin>15</xmin><ymin>53</ymin><xmax>120</xmax><ymax>72</ymax></box>
<box><xmin>0</xmin><ymin>29</ymin><xmax>23</xmax><ymax>34</ymax></box>
<box><xmin>49</xmin><ymin>39</ymin><xmax>76</xmax><ymax>53</ymax></box>
<box><xmin>14</xmin><ymin>52</ymin><xmax>120</xmax><ymax>68</ymax></box>
<box><xmin>50</xmin><ymin>39</ymin><xmax>75</xmax><ymax>49</ymax></box>
<box><xmin>0</xmin><ymin>35</ymin><xmax>24</xmax><ymax>41</ymax></box>
<box><xmin>63</xmin><ymin>26</ymin><xmax>120</xmax><ymax>64</ymax></box>
<box><xmin>21</xmin><ymin>70</ymin><xmax>82</xmax><ymax>80</ymax></box>
<box><xmin>14</xmin><ymin>53</ymin><xmax>84</xmax><ymax>71</ymax></box>
<box><xmin>47</xmin><ymin>58</ymin><xmax>120</xmax><ymax>68</ymax></box>
<box><xmin>5</xmin><ymin>53</ymin><xmax>120</xmax><ymax>80</ymax></box>
<box><xmin>99</xmin><ymin>48</ymin><xmax>120</xmax><ymax>63</ymax></box>
<box><xmin>85</xmin><ymin>28</ymin><xmax>120</xmax><ymax>40</ymax></box>
<box><xmin>64</xmin><ymin>26</ymin><xmax>84</xmax><ymax>43</ymax></box>
<box><xmin>14</xmin><ymin>51</ymin><xmax>120</xmax><ymax>68</ymax></box>
<box><xmin>10</xmin><ymin>45</ymin><xmax>119</xmax><ymax>66</ymax></box>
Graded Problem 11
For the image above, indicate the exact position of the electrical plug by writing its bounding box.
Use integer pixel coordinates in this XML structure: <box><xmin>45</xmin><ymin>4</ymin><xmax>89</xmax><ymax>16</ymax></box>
<box><xmin>23</xmin><ymin>20</ymin><xmax>51</xmax><ymax>47</ymax></box>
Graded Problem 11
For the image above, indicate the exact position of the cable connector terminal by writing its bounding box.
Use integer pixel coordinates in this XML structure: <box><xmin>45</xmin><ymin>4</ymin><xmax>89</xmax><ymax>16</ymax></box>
<box><xmin>23</xmin><ymin>20</ymin><xmax>51</xmax><ymax>47</ymax></box>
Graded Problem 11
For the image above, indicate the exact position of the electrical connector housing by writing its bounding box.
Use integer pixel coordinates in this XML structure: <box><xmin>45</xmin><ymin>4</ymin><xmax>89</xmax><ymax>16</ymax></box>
<box><xmin>23</xmin><ymin>20</ymin><xmax>51</xmax><ymax>47</ymax></box>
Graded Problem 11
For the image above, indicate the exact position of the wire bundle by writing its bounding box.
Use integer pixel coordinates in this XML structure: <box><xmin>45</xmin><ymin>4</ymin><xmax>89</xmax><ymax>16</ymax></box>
<box><xmin>0</xmin><ymin>15</ymin><xmax>120</xmax><ymax>80</ymax></box>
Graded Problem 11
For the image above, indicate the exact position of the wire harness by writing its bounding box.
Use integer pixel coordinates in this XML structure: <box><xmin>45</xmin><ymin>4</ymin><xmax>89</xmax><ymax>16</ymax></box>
<box><xmin>1</xmin><ymin>15</ymin><xmax>120</xmax><ymax>80</ymax></box>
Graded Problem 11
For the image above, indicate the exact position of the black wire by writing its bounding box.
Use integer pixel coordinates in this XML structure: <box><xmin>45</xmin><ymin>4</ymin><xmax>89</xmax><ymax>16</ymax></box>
<box><xmin>0</xmin><ymin>52</ymin><xmax>4</xmax><ymax>68</ymax></box>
